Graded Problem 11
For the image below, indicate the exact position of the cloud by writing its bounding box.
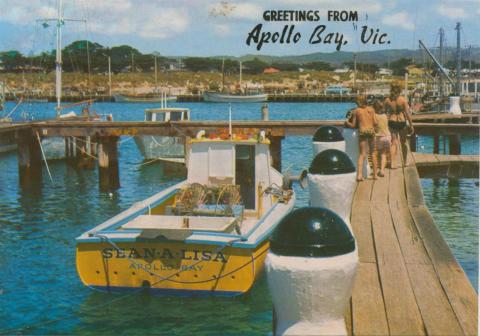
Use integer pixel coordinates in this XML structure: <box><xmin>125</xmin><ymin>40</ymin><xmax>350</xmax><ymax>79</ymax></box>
<box><xmin>437</xmin><ymin>4</ymin><xmax>468</xmax><ymax>19</ymax></box>
<box><xmin>213</xmin><ymin>23</ymin><xmax>231</xmax><ymax>36</ymax></box>
<box><xmin>208</xmin><ymin>2</ymin><xmax>263</xmax><ymax>21</ymax></box>
<box><xmin>1</xmin><ymin>0</ymin><xmax>189</xmax><ymax>40</ymax></box>
<box><xmin>381</xmin><ymin>12</ymin><xmax>415</xmax><ymax>30</ymax></box>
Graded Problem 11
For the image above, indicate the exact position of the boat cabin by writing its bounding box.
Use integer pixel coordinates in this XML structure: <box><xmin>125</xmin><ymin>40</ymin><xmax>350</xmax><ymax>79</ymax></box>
<box><xmin>186</xmin><ymin>136</ymin><xmax>282</xmax><ymax>214</ymax></box>
<box><xmin>145</xmin><ymin>107</ymin><xmax>190</xmax><ymax>122</ymax></box>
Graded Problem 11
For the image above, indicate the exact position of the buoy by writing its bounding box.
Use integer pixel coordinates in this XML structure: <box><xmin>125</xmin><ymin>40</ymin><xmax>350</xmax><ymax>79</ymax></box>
<box><xmin>312</xmin><ymin>126</ymin><xmax>345</xmax><ymax>156</ymax></box>
<box><xmin>266</xmin><ymin>207</ymin><xmax>358</xmax><ymax>336</ymax></box>
<box><xmin>449</xmin><ymin>96</ymin><xmax>462</xmax><ymax>115</ymax></box>
<box><xmin>307</xmin><ymin>149</ymin><xmax>356</xmax><ymax>225</ymax></box>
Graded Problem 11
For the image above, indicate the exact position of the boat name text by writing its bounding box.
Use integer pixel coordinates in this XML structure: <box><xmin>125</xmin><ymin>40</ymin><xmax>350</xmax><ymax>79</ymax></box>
<box><xmin>102</xmin><ymin>247</ymin><xmax>227</xmax><ymax>263</ymax></box>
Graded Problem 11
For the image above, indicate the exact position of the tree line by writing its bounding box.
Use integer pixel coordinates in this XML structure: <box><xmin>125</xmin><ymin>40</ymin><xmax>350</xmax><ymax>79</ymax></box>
<box><xmin>3</xmin><ymin>40</ymin><xmax>472</xmax><ymax>75</ymax></box>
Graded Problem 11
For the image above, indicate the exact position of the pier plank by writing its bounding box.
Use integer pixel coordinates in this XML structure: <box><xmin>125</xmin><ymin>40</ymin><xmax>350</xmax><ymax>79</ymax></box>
<box><xmin>388</xmin><ymin>168</ymin><xmax>465</xmax><ymax>335</ymax></box>
<box><xmin>407</xmin><ymin>263</ymin><xmax>464</xmax><ymax>336</ymax></box>
<box><xmin>408</xmin><ymin>204</ymin><xmax>478</xmax><ymax>336</ymax></box>
<box><xmin>345</xmin><ymin>299</ymin><xmax>352</xmax><ymax>336</ymax></box>
<box><xmin>405</xmin><ymin>165</ymin><xmax>478</xmax><ymax>335</ymax></box>
<box><xmin>404</xmin><ymin>166</ymin><xmax>425</xmax><ymax>206</ymax></box>
<box><xmin>370</xmin><ymin>172</ymin><xmax>425</xmax><ymax>335</ymax></box>
<box><xmin>351</xmin><ymin>262</ymin><xmax>389</xmax><ymax>336</ymax></box>
<box><xmin>350</xmin><ymin>181</ymin><xmax>375</xmax><ymax>263</ymax></box>
<box><xmin>388</xmin><ymin>168</ymin><xmax>430</xmax><ymax>265</ymax></box>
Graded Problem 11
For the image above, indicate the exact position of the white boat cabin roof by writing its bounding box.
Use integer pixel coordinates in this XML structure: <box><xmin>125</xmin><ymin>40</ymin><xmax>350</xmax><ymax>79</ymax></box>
<box><xmin>145</xmin><ymin>107</ymin><xmax>190</xmax><ymax>114</ymax></box>
<box><xmin>144</xmin><ymin>107</ymin><xmax>190</xmax><ymax>121</ymax></box>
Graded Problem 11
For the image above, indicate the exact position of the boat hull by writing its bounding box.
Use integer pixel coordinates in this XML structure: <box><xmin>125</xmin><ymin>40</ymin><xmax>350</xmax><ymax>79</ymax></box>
<box><xmin>134</xmin><ymin>135</ymin><xmax>185</xmax><ymax>162</ymax></box>
<box><xmin>203</xmin><ymin>92</ymin><xmax>268</xmax><ymax>103</ymax></box>
<box><xmin>113</xmin><ymin>94</ymin><xmax>177</xmax><ymax>103</ymax></box>
<box><xmin>42</xmin><ymin>137</ymin><xmax>66</xmax><ymax>160</ymax></box>
<box><xmin>76</xmin><ymin>240</ymin><xmax>269</xmax><ymax>296</ymax></box>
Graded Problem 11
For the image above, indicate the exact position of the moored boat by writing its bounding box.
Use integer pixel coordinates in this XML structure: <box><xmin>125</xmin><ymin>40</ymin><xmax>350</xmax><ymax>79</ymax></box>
<box><xmin>113</xmin><ymin>94</ymin><xmax>177</xmax><ymax>103</ymax></box>
<box><xmin>203</xmin><ymin>60</ymin><xmax>267</xmax><ymax>103</ymax></box>
<box><xmin>76</xmin><ymin>132</ymin><xmax>295</xmax><ymax>296</ymax></box>
<box><xmin>203</xmin><ymin>91</ymin><xmax>268</xmax><ymax>103</ymax></box>
<box><xmin>134</xmin><ymin>107</ymin><xmax>189</xmax><ymax>163</ymax></box>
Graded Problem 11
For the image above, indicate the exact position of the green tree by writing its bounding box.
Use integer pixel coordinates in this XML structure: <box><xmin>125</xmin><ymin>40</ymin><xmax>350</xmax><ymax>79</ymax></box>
<box><xmin>302</xmin><ymin>61</ymin><xmax>333</xmax><ymax>71</ymax></box>
<box><xmin>388</xmin><ymin>58</ymin><xmax>412</xmax><ymax>76</ymax></box>
<box><xmin>242</xmin><ymin>58</ymin><xmax>268</xmax><ymax>74</ymax></box>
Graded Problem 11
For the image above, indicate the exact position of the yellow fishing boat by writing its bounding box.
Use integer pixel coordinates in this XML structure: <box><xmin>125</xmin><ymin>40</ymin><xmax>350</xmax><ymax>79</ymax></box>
<box><xmin>76</xmin><ymin>132</ymin><xmax>295</xmax><ymax>296</ymax></box>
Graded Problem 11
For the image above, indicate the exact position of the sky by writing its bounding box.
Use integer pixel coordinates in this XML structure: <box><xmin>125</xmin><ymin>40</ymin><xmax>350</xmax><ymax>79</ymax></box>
<box><xmin>0</xmin><ymin>0</ymin><xmax>479</xmax><ymax>57</ymax></box>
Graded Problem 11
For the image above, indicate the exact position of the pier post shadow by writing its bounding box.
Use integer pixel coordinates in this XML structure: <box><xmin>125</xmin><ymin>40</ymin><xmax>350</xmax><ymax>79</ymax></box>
<box><xmin>98</xmin><ymin>136</ymin><xmax>120</xmax><ymax>192</ymax></box>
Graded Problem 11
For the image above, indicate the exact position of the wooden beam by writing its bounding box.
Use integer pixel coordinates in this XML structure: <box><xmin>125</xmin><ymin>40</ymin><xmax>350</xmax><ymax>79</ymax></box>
<box><xmin>24</xmin><ymin>120</ymin><xmax>478</xmax><ymax>138</ymax></box>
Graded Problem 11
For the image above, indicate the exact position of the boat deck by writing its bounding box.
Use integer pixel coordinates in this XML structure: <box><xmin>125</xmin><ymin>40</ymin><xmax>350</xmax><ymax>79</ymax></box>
<box><xmin>346</xmin><ymin>148</ymin><xmax>478</xmax><ymax>335</ymax></box>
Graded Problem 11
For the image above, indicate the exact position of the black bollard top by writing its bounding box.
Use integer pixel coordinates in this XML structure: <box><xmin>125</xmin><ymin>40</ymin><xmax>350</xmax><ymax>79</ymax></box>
<box><xmin>270</xmin><ymin>207</ymin><xmax>355</xmax><ymax>257</ymax></box>
<box><xmin>309</xmin><ymin>149</ymin><xmax>355</xmax><ymax>175</ymax></box>
<box><xmin>312</xmin><ymin>126</ymin><xmax>344</xmax><ymax>142</ymax></box>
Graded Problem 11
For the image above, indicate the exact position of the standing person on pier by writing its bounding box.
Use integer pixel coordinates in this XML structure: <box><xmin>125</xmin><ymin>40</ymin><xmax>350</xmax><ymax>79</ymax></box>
<box><xmin>385</xmin><ymin>81</ymin><xmax>414</xmax><ymax>167</ymax></box>
<box><xmin>345</xmin><ymin>95</ymin><xmax>378</xmax><ymax>181</ymax></box>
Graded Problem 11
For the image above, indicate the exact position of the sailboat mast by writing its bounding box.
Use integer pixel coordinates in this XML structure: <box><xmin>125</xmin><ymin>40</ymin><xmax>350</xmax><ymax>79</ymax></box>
<box><xmin>439</xmin><ymin>27</ymin><xmax>444</xmax><ymax>98</ymax></box>
<box><xmin>55</xmin><ymin>0</ymin><xmax>63</xmax><ymax>117</ymax></box>
<box><xmin>154</xmin><ymin>56</ymin><xmax>158</xmax><ymax>94</ymax></box>
<box><xmin>221</xmin><ymin>58</ymin><xmax>225</xmax><ymax>91</ymax></box>
<box><xmin>455</xmin><ymin>22</ymin><xmax>461</xmax><ymax>96</ymax></box>
<box><xmin>239</xmin><ymin>61</ymin><xmax>242</xmax><ymax>92</ymax></box>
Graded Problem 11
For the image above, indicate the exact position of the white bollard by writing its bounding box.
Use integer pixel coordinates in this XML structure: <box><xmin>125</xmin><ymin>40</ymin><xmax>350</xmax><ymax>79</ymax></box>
<box><xmin>307</xmin><ymin>149</ymin><xmax>356</xmax><ymax>226</ymax></box>
<box><xmin>449</xmin><ymin>96</ymin><xmax>462</xmax><ymax>115</ymax></box>
<box><xmin>312</xmin><ymin>126</ymin><xmax>345</xmax><ymax>157</ymax></box>
<box><xmin>266</xmin><ymin>207</ymin><xmax>359</xmax><ymax>336</ymax></box>
<box><xmin>343</xmin><ymin>127</ymin><xmax>370</xmax><ymax>178</ymax></box>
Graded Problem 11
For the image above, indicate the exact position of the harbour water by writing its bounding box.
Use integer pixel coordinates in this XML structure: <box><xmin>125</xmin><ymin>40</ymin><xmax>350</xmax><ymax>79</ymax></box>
<box><xmin>0</xmin><ymin>102</ymin><xmax>477</xmax><ymax>334</ymax></box>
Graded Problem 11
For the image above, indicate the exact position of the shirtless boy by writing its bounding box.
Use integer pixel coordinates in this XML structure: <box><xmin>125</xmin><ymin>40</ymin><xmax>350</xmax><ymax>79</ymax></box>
<box><xmin>345</xmin><ymin>95</ymin><xmax>378</xmax><ymax>181</ymax></box>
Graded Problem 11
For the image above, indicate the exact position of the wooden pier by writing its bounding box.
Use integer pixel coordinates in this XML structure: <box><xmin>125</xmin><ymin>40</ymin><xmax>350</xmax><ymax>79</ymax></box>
<box><xmin>0</xmin><ymin>115</ymin><xmax>478</xmax><ymax>190</ymax></box>
<box><xmin>347</xmin><ymin>147</ymin><xmax>478</xmax><ymax>336</ymax></box>
<box><xmin>413</xmin><ymin>153</ymin><xmax>479</xmax><ymax>178</ymax></box>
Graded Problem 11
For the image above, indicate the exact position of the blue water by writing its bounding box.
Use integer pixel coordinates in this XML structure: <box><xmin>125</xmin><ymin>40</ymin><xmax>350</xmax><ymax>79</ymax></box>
<box><xmin>0</xmin><ymin>102</ymin><xmax>477</xmax><ymax>334</ymax></box>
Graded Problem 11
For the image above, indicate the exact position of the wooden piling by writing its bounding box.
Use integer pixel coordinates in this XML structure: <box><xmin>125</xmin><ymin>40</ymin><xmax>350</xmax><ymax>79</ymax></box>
<box><xmin>269</xmin><ymin>136</ymin><xmax>284</xmax><ymax>172</ymax></box>
<box><xmin>448</xmin><ymin>134</ymin><xmax>461</xmax><ymax>155</ymax></box>
<box><xmin>433</xmin><ymin>135</ymin><xmax>440</xmax><ymax>154</ymax></box>
<box><xmin>97</xmin><ymin>136</ymin><xmax>120</xmax><ymax>191</ymax></box>
<box><xmin>17</xmin><ymin>135</ymin><xmax>42</xmax><ymax>187</ymax></box>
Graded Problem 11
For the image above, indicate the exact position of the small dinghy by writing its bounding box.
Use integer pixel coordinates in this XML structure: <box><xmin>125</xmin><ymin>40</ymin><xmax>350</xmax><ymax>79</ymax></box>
<box><xmin>76</xmin><ymin>132</ymin><xmax>295</xmax><ymax>296</ymax></box>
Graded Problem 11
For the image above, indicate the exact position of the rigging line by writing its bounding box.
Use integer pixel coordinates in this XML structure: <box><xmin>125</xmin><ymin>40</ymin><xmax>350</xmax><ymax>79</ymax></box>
<box><xmin>72</xmin><ymin>140</ymin><xmax>98</xmax><ymax>160</ymax></box>
<box><xmin>36</xmin><ymin>132</ymin><xmax>54</xmax><ymax>184</ymax></box>
<box><xmin>136</xmin><ymin>157</ymin><xmax>163</xmax><ymax>167</ymax></box>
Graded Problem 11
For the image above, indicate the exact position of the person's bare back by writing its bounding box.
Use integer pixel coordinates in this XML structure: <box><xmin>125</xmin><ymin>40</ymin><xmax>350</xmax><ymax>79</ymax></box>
<box><xmin>355</xmin><ymin>106</ymin><xmax>376</xmax><ymax>134</ymax></box>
